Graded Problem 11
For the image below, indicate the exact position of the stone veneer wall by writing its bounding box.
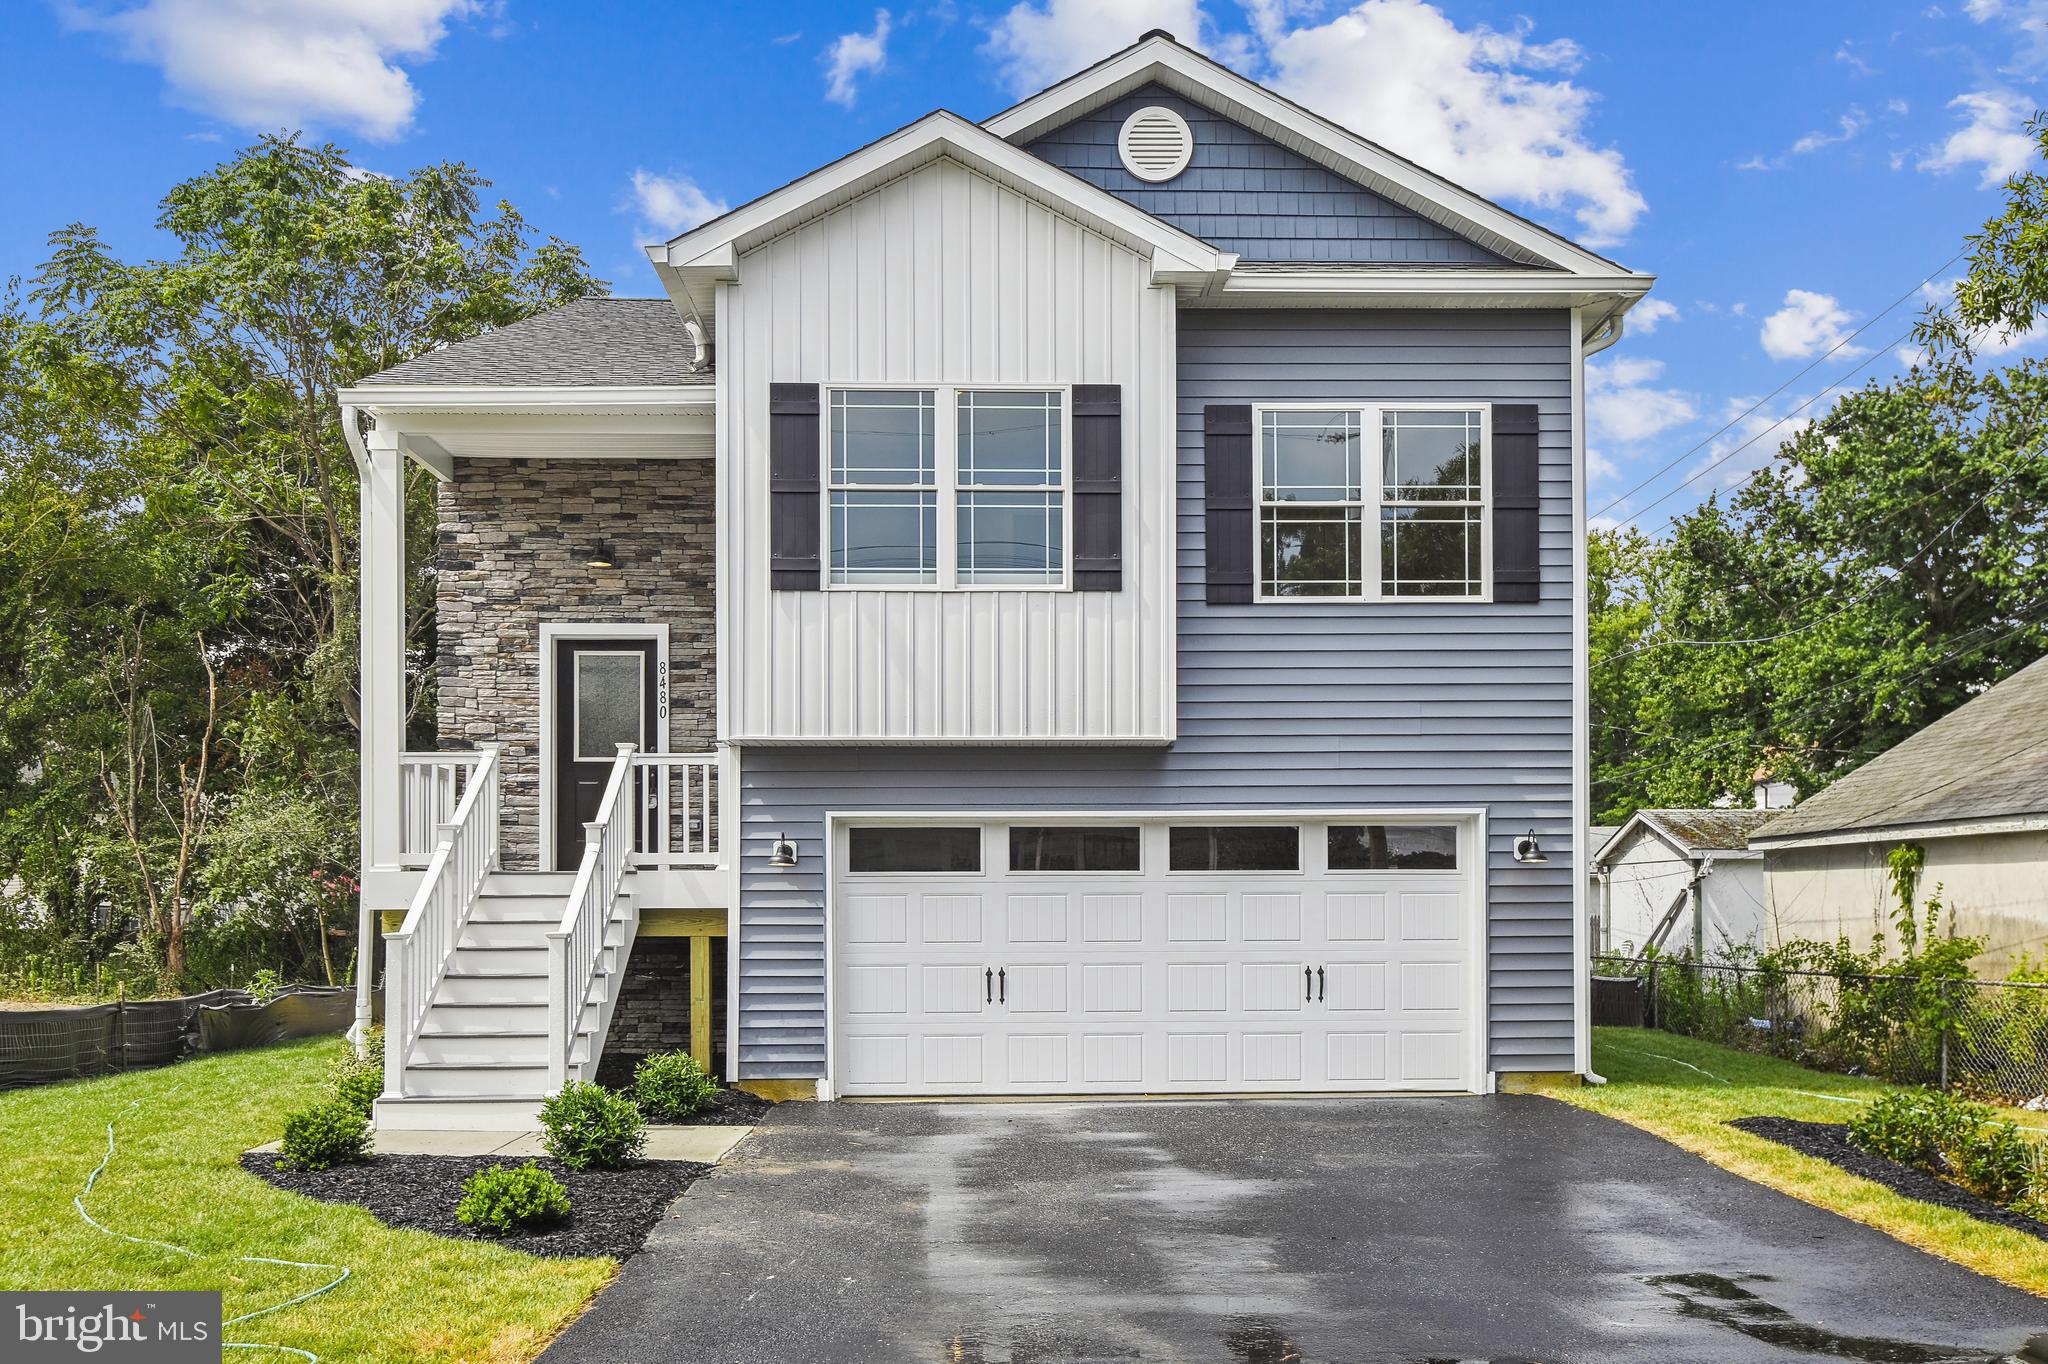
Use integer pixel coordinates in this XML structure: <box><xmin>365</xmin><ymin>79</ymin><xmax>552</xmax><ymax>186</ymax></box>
<box><xmin>436</xmin><ymin>457</ymin><xmax>716</xmax><ymax>869</ymax></box>
<box><xmin>602</xmin><ymin>936</ymin><xmax>729</xmax><ymax>1067</ymax></box>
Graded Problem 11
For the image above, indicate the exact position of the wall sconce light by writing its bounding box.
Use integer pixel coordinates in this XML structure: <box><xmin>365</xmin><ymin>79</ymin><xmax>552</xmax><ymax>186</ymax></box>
<box><xmin>767</xmin><ymin>834</ymin><xmax>798</xmax><ymax>869</ymax></box>
<box><xmin>1512</xmin><ymin>830</ymin><xmax>1549</xmax><ymax>865</ymax></box>
<box><xmin>585</xmin><ymin>540</ymin><xmax>618</xmax><ymax>570</ymax></box>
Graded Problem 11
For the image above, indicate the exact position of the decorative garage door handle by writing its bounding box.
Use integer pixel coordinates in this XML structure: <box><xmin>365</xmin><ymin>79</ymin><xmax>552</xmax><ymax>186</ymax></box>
<box><xmin>1317</xmin><ymin>966</ymin><xmax>1326</xmax><ymax>1002</ymax></box>
<box><xmin>985</xmin><ymin>967</ymin><xmax>993</xmax><ymax>1003</ymax></box>
<box><xmin>1304</xmin><ymin>966</ymin><xmax>1313</xmax><ymax>1001</ymax></box>
<box><xmin>998</xmin><ymin>968</ymin><xmax>1006</xmax><ymax>1004</ymax></box>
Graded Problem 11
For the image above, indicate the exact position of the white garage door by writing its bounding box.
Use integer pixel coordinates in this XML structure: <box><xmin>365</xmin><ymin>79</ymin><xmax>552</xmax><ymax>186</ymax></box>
<box><xmin>831</xmin><ymin>818</ymin><xmax>1482</xmax><ymax>1097</ymax></box>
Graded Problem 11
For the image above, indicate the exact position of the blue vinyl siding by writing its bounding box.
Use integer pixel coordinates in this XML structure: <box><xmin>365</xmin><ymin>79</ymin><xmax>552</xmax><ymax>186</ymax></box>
<box><xmin>735</xmin><ymin>309</ymin><xmax>1577</xmax><ymax>1079</ymax></box>
<box><xmin>1024</xmin><ymin>86</ymin><xmax>1511</xmax><ymax>266</ymax></box>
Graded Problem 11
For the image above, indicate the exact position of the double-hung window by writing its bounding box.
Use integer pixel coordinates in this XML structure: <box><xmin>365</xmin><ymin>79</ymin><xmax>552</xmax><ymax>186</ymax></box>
<box><xmin>1256</xmin><ymin>403</ymin><xmax>1488</xmax><ymax>601</ymax></box>
<box><xmin>827</xmin><ymin>386</ymin><xmax>1067</xmax><ymax>589</ymax></box>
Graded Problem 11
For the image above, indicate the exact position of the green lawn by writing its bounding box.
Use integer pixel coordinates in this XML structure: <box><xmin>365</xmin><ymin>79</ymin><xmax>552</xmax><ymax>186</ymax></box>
<box><xmin>1558</xmin><ymin>1027</ymin><xmax>2048</xmax><ymax>1297</ymax></box>
<box><xmin>0</xmin><ymin>1038</ymin><xmax>613</xmax><ymax>1363</ymax></box>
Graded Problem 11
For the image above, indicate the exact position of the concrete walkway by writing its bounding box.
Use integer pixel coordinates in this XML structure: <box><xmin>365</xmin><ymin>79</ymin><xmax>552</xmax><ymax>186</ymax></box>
<box><xmin>541</xmin><ymin>1097</ymin><xmax>2048</xmax><ymax>1364</ymax></box>
<box><xmin>251</xmin><ymin>1125</ymin><xmax>751</xmax><ymax>1163</ymax></box>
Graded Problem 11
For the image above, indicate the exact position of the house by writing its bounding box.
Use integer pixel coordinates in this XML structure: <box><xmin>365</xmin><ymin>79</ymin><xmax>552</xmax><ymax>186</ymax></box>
<box><xmin>1752</xmin><ymin>654</ymin><xmax>2048</xmax><ymax>974</ymax></box>
<box><xmin>337</xmin><ymin>32</ymin><xmax>1653</xmax><ymax>1128</ymax></box>
<box><xmin>1593</xmin><ymin>810</ymin><xmax>1772</xmax><ymax>960</ymax></box>
<box><xmin>1585</xmin><ymin>825</ymin><xmax>1616</xmax><ymax>946</ymax></box>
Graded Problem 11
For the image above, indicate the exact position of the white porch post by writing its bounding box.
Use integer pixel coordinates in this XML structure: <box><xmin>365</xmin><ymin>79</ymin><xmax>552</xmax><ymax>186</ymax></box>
<box><xmin>353</xmin><ymin>421</ymin><xmax>407</xmax><ymax>1049</ymax></box>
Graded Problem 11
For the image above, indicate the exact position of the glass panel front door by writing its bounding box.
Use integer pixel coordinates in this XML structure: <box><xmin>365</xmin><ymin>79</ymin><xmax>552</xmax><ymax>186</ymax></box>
<box><xmin>553</xmin><ymin>639</ymin><xmax>657</xmax><ymax>870</ymax></box>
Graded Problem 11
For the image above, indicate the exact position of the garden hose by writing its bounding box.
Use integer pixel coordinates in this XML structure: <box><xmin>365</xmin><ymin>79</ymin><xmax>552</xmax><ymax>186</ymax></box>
<box><xmin>1607</xmin><ymin>1043</ymin><xmax>1867</xmax><ymax>1105</ymax></box>
<box><xmin>74</xmin><ymin>1094</ymin><xmax>351</xmax><ymax>1363</ymax></box>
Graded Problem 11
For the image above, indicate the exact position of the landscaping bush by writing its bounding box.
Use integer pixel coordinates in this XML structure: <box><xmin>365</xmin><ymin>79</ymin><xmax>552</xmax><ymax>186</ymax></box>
<box><xmin>276</xmin><ymin>1100</ymin><xmax>372</xmax><ymax>1172</ymax></box>
<box><xmin>455</xmin><ymin>1162</ymin><xmax>572</xmax><ymax>1235</ymax></box>
<box><xmin>633</xmin><ymin>1050</ymin><xmax>720</xmax><ymax>1121</ymax></box>
<box><xmin>328</xmin><ymin>1032</ymin><xmax>385</xmax><ymax>1115</ymax></box>
<box><xmin>1847</xmin><ymin>1088</ymin><xmax>1989</xmax><ymax>1171</ymax></box>
<box><xmin>539</xmin><ymin>1081</ymin><xmax>646</xmax><ymax>1170</ymax></box>
<box><xmin>1849</xmin><ymin>1085</ymin><xmax>2048</xmax><ymax>1214</ymax></box>
<box><xmin>1959</xmin><ymin>1120</ymin><xmax>2043</xmax><ymax>1207</ymax></box>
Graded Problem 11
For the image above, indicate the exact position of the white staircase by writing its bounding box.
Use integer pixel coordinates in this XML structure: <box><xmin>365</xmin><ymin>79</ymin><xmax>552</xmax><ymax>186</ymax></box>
<box><xmin>377</xmin><ymin>873</ymin><xmax>637</xmax><ymax>1130</ymax></box>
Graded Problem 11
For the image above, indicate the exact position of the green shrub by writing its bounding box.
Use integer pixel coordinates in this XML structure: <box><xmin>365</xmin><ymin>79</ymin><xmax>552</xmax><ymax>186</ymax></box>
<box><xmin>455</xmin><ymin>1162</ymin><xmax>572</xmax><ymax>1235</ymax></box>
<box><xmin>276</xmin><ymin>1100</ymin><xmax>372</xmax><ymax>1171</ymax></box>
<box><xmin>1846</xmin><ymin>1088</ymin><xmax>1988</xmax><ymax>1172</ymax></box>
<box><xmin>1959</xmin><ymin>1121</ymin><xmax>2042</xmax><ymax>1206</ymax></box>
<box><xmin>328</xmin><ymin>1032</ymin><xmax>385</xmax><ymax>1116</ymax></box>
<box><xmin>539</xmin><ymin>1081</ymin><xmax>646</xmax><ymax>1170</ymax></box>
<box><xmin>633</xmin><ymin>1050</ymin><xmax>720</xmax><ymax>1121</ymax></box>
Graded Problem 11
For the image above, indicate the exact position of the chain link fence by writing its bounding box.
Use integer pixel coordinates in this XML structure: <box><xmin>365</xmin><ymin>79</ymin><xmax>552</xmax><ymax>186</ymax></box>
<box><xmin>1594</xmin><ymin>957</ymin><xmax>2048</xmax><ymax>1104</ymax></box>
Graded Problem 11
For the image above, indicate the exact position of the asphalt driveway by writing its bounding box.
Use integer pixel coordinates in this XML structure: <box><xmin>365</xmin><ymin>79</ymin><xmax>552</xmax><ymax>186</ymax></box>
<box><xmin>540</xmin><ymin>1097</ymin><xmax>2048</xmax><ymax>1363</ymax></box>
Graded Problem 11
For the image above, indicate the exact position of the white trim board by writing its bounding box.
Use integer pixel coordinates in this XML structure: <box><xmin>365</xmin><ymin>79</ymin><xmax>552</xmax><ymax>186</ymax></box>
<box><xmin>655</xmin><ymin>110</ymin><xmax>1229</xmax><ymax>288</ymax></box>
<box><xmin>1751</xmin><ymin>814</ymin><xmax>2048</xmax><ymax>852</ymax></box>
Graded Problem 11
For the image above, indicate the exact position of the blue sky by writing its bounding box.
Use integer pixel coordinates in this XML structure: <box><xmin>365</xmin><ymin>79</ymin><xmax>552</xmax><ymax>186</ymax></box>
<box><xmin>4</xmin><ymin>0</ymin><xmax>2045</xmax><ymax>531</ymax></box>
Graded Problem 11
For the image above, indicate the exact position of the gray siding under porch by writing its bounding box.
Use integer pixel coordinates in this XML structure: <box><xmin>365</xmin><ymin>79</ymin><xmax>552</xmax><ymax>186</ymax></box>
<box><xmin>735</xmin><ymin>309</ymin><xmax>1578</xmax><ymax>1081</ymax></box>
<box><xmin>1024</xmin><ymin>85</ymin><xmax>1512</xmax><ymax>266</ymax></box>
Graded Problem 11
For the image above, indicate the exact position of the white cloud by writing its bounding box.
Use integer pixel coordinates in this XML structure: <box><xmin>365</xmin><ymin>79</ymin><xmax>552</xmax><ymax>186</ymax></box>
<box><xmin>1586</xmin><ymin>356</ymin><xmax>1697</xmax><ymax>445</ymax></box>
<box><xmin>985</xmin><ymin>0</ymin><xmax>1211</xmax><ymax>95</ymax></box>
<box><xmin>1630</xmin><ymin>298</ymin><xmax>1680</xmax><ymax>334</ymax></box>
<box><xmin>1918</xmin><ymin>89</ymin><xmax>2037</xmax><ymax>185</ymax></box>
<box><xmin>1260</xmin><ymin>1</ymin><xmax>1645</xmax><ymax>245</ymax></box>
<box><xmin>627</xmin><ymin>169</ymin><xmax>729</xmax><ymax>238</ymax></box>
<box><xmin>1587</xmin><ymin>448</ymin><xmax>1620</xmax><ymax>482</ymax></box>
<box><xmin>1759</xmin><ymin>289</ymin><xmax>1866</xmax><ymax>361</ymax></box>
<box><xmin>1790</xmin><ymin>108</ymin><xmax>1868</xmax><ymax>154</ymax></box>
<box><xmin>59</xmin><ymin>0</ymin><xmax>479</xmax><ymax>141</ymax></box>
<box><xmin>824</xmin><ymin>9</ymin><xmax>892</xmax><ymax>108</ymax></box>
<box><xmin>1691</xmin><ymin>400</ymin><xmax>1817</xmax><ymax>491</ymax></box>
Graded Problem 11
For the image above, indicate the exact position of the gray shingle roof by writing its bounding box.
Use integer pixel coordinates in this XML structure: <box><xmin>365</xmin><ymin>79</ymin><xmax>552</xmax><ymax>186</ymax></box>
<box><xmin>1636</xmin><ymin>809</ymin><xmax>1776</xmax><ymax>854</ymax></box>
<box><xmin>1754</xmin><ymin>654</ymin><xmax>2048</xmax><ymax>842</ymax></box>
<box><xmin>354</xmin><ymin>298</ymin><xmax>704</xmax><ymax>387</ymax></box>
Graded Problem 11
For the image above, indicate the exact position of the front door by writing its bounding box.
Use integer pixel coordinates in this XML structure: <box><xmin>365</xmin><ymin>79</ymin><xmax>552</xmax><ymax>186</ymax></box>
<box><xmin>553</xmin><ymin>638</ymin><xmax>658</xmax><ymax>871</ymax></box>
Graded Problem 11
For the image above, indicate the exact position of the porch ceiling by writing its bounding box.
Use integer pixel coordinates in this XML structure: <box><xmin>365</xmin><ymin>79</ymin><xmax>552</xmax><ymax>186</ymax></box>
<box><xmin>339</xmin><ymin>386</ymin><xmax>717</xmax><ymax>478</ymax></box>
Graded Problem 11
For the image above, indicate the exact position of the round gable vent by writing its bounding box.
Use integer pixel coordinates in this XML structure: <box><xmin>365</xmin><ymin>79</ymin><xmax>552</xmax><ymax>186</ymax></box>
<box><xmin>1117</xmin><ymin>105</ymin><xmax>1194</xmax><ymax>183</ymax></box>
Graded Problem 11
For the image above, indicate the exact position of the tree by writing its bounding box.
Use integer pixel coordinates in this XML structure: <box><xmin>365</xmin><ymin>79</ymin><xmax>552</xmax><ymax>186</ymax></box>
<box><xmin>1</xmin><ymin>138</ymin><xmax>604</xmax><ymax>990</ymax></box>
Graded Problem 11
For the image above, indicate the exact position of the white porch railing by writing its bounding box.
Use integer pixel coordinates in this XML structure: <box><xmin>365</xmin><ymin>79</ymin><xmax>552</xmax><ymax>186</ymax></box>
<box><xmin>547</xmin><ymin>743</ymin><xmax>638</xmax><ymax>1090</ymax></box>
<box><xmin>384</xmin><ymin>744</ymin><xmax>501</xmax><ymax>1090</ymax></box>
<box><xmin>399</xmin><ymin>751</ymin><xmax>482</xmax><ymax>867</ymax></box>
<box><xmin>630</xmin><ymin>752</ymin><xmax>722</xmax><ymax>869</ymax></box>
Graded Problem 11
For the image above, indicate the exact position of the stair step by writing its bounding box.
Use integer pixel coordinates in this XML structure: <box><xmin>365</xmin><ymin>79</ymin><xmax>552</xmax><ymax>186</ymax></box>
<box><xmin>411</xmin><ymin>1031</ymin><xmax>549</xmax><ymax>1066</ymax></box>
<box><xmin>460</xmin><ymin>920</ymin><xmax>555</xmax><ymax>949</ymax></box>
<box><xmin>423</xmin><ymin>1002</ymin><xmax>550</xmax><ymax>1030</ymax></box>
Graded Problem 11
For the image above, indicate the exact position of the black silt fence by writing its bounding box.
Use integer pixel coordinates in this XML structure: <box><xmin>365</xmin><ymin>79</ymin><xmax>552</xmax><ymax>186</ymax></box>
<box><xmin>0</xmin><ymin>986</ymin><xmax>379</xmax><ymax>1091</ymax></box>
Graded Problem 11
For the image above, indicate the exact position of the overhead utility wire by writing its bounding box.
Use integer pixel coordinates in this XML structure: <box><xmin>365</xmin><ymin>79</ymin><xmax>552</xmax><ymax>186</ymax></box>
<box><xmin>1591</xmin><ymin>250</ymin><xmax>1964</xmax><ymax>522</ymax></box>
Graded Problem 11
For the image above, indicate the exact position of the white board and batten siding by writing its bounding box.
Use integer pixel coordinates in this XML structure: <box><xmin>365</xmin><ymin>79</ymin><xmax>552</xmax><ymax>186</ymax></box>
<box><xmin>719</xmin><ymin>157</ymin><xmax>1177</xmax><ymax>745</ymax></box>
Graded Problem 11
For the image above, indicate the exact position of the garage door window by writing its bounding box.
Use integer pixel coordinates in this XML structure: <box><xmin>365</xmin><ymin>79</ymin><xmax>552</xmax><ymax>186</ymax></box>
<box><xmin>1008</xmin><ymin>826</ymin><xmax>1141</xmax><ymax>872</ymax></box>
<box><xmin>847</xmin><ymin>826</ymin><xmax>982</xmax><ymax>874</ymax></box>
<box><xmin>1328</xmin><ymin>824</ymin><xmax>1459</xmax><ymax>871</ymax></box>
<box><xmin>1168</xmin><ymin>826</ymin><xmax>1300</xmax><ymax>872</ymax></box>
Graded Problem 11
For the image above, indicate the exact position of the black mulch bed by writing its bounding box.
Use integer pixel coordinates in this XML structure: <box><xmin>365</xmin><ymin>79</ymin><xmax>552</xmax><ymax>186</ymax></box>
<box><xmin>240</xmin><ymin>1152</ymin><xmax>707</xmax><ymax>1260</ymax></box>
<box><xmin>590</xmin><ymin>1053</ymin><xmax>778</xmax><ymax>1127</ymax></box>
<box><xmin>1732</xmin><ymin>1116</ymin><xmax>2048</xmax><ymax>1243</ymax></box>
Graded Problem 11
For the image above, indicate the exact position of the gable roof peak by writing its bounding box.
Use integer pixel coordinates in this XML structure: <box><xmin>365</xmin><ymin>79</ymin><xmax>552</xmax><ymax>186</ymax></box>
<box><xmin>986</xmin><ymin>30</ymin><xmax>1644</xmax><ymax>280</ymax></box>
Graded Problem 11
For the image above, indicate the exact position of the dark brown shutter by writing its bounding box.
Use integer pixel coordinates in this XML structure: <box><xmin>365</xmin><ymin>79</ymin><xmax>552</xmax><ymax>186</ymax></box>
<box><xmin>1491</xmin><ymin>403</ymin><xmax>1540</xmax><ymax>604</ymax></box>
<box><xmin>1070</xmin><ymin>384</ymin><xmax>1122</xmax><ymax>591</ymax></box>
<box><xmin>1204</xmin><ymin>404</ymin><xmax>1254</xmax><ymax>605</ymax></box>
<box><xmin>769</xmin><ymin>383</ymin><xmax>821</xmax><ymax>590</ymax></box>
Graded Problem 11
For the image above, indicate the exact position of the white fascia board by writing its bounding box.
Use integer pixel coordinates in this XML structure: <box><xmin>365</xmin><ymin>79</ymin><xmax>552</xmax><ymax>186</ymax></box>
<box><xmin>985</xmin><ymin>38</ymin><xmax>1643</xmax><ymax>281</ymax></box>
<box><xmin>1211</xmin><ymin>269</ymin><xmax>1656</xmax><ymax>310</ymax></box>
<box><xmin>339</xmin><ymin>383</ymin><xmax>716</xmax><ymax>414</ymax></box>
<box><xmin>658</xmin><ymin>110</ymin><xmax>1227</xmax><ymax>285</ymax></box>
<box><xmin>1751</xmin><ymin>813</ymin><xmax>2048</xmax><ymax>852</ymax></box>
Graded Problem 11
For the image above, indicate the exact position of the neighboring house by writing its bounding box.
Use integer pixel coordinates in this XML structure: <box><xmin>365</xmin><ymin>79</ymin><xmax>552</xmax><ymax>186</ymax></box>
<box><xmin>1586</xmin><ymin>825</ymin><xmax>1616</xmax><ymax>948</ymax></box>
<box><xmin>1594</xmin><ymin>811</ymin><xmax>1772</xmax><ymax>960</ymax></box>
<box><xmin>1752</xmin><ymin>654</ymin><xmax>2048</xmax><ymax>974</ymax></box>
<box><xmin>338</xmin><ymin>32</ymin><xmax>1652</xmax><ymax>1127</ymax></box>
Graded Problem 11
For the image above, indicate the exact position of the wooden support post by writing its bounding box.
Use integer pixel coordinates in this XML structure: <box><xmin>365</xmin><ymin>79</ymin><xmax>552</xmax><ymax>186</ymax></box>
<box><xmin>690</xmin><ymin>933</ymin><xmax>714</xmax><ymax>1070</ymax></box>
